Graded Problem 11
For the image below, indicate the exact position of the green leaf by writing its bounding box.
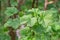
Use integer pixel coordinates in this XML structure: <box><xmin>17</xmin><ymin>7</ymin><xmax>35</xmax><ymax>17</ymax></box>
<box><xmin>5</xmin><ymin>7</ymin><xmax>18</xmax><ymax>17</ymax></box>
<box><xmin>20</xmin><ymin>14</ymin><xmax>32</xmax><ymax>25</ymax></box>
<box><xmin>0</xmin><ymin>34</ymin><xmax>11</xmax><ymax>40</ymax></box>
<box><xmin>27</xmin><ymin>17</ymin><xmax>37</xmax><ymax>27</ymax></box>
<box><xmin>55</xmin><ymin>24</ymin><xmax>60</xmax><ymax>31</ymax></box>
<box><xmin>4</xmin><ymin>18</ymin><xmax>20</xmax><ymax>29</ymax></box>
<box><xmin>20</xmin><ymin>27</ymin><xmax>31</xmax><ymax>36</ymax></box>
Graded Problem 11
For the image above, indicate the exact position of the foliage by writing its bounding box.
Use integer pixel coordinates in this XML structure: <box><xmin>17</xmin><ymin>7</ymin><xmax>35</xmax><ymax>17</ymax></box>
<box><xmin>0</xmin><ymin>0</ymin><xmax>60</xmax><ymax>40</ymax></box>
<box><xmin>19</xmin><ymin>8</ymin><xmax>60</xmax><ymax>40</ymax></box>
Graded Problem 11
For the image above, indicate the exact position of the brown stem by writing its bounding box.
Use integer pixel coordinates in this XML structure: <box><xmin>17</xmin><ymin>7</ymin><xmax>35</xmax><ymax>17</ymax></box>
<box><xmin>8</xmin><ymin>0</ymin><xmax>11</xmax><ymax>7</ymax></box>
<box><xmin>44</xmin><ymin>0</ymin><xmax>58</xmax><ymax>10</ymax></box>
<box><xmin>17</xmin><ymin>0</ymin><xmax>25</xmax><ymax>11</ymax></box>
<box><xmin>7</xmin><ymin>0</ymin><xmax>16</xmax><ymax>40</ymax></box>
<box><xmin>32</xmin><ymin>0</ymin><xmax>35</xmax><ymax>8</ymax></box>
<box><xmin>8</xmin><ymin>27</ymin><xmax>16</xmax><ymax>40</ymax></box>
<box><xmin>35</xmin><ymin>0</ymin><xmax>38</xmax><ymax>8</ymax></box>
<box><xmin>0</xmin><ymin>1</ymin><xmax>1</xmax><ymax>12</ymax></box>
<box><xmin>17</xmin><ymin>0</ymin><xmax>21</xmax><ymax>11</ymax></box>
<box><xmin>44</xmin><ymin>0</ymin><xmax>48</xmax><ymax>10</ymax></box>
